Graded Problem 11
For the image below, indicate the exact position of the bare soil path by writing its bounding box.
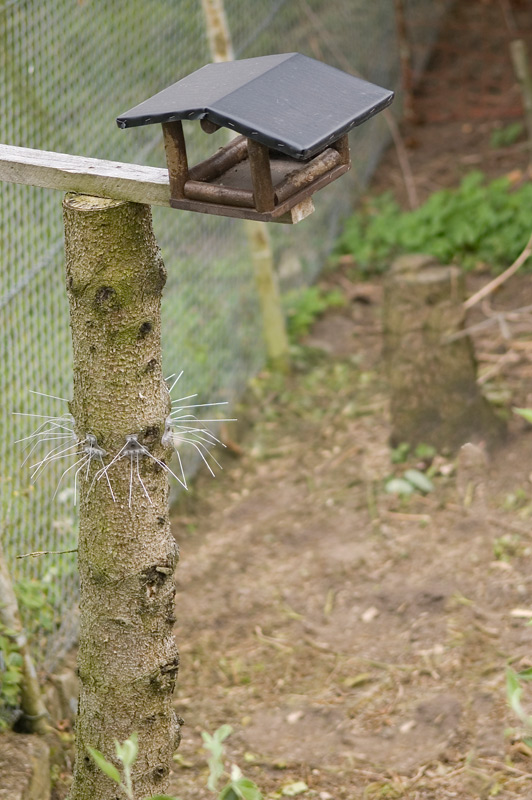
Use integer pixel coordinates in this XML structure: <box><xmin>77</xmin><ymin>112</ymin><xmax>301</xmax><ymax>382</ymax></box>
<box><xmin>165</xmin><ymin>1</ymin><xmax>532</xmax><ymax>797</ymax></box>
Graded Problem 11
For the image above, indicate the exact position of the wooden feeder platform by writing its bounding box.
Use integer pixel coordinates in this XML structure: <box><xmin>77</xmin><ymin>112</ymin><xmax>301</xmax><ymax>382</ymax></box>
<box><xmin>117</xmin><ymin>53</ymin><xmax>394</xmax><ymax>223</ymax></box>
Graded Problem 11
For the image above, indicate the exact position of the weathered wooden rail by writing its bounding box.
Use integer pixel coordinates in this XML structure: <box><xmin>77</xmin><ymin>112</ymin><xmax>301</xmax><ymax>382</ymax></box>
<box><xmin>0</xmin><ymin>144</ymin><xmax>171</xmax><ymax>206</ymax></box>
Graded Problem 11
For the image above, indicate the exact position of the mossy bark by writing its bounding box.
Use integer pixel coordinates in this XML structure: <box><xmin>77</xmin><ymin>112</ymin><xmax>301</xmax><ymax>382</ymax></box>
<box><xmin>63</xmin><ymin>195</ymin><xmax>180</xmax><ymax>800</ymax></box>
<box><xmin>383</xmin><ymin>254</ymin><xmax>506</xmax><ymax>453</ymax></box>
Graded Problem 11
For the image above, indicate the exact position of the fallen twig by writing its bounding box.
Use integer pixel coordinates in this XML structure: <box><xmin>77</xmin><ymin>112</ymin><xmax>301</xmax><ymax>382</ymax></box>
<box><xmin>445</xmin><ymin>302</ymin><xmax>532</xmax><ymax>343</ymax></box>
<box><xmin>464</xmin><ymin>231</ymin><xmax>532</xmax><ymax>310</ymax></box>
<box><xmin>16</xmin><ymin>547</ymin><xmax>78</xmax><ymax>559</ymax></box>
<box><xmin>385</xmin><ymin>511</ymin><xmax>431</xmax><ymax>523</ymax></box>
<box><xmin>254</xmin><ymin>625</ymin><xmax>293</xmax><ymax>652</ymax></box>
<box><xmin>477</xmin><ymin>350</ymin><xmax>520</xmax><ymax>385</ymax></box>
<box><xmin>477</xmin><ymin>757</ymin><xmax>532</xmax><ymax>778</ymax></box>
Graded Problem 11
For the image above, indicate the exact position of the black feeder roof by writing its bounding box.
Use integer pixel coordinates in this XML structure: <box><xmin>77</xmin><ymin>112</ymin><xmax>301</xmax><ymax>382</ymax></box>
<box><xmin>117</xmin><ymin>53</ymin><xmax>394</xmax><ymax>161</ymax></box>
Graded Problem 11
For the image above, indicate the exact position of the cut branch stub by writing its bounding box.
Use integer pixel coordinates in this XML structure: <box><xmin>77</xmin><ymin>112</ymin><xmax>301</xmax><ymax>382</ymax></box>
<box><xmin>383</xmin><ymin>254</ymin><xmax>506</xmax><ymax>453</ymax></box>
<box><xmin>63</xmin><ymin>194</ymin><xmax>180</xmax><ymax>800</ymax></box>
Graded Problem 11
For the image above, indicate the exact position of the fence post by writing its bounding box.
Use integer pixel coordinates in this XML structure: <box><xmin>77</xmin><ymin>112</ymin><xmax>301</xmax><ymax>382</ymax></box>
<box><xmin>201</xmin><ymin>0</ymin><xmax>291</xmax><ymax>372</ymax></box>
<box><xmin>63</xmin><ymin>194</ymin><xmax>181</xmax><ymax>800</ymax></box>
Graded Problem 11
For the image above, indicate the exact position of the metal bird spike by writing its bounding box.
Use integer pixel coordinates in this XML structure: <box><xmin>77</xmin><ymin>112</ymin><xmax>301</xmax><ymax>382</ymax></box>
<box><xmin>14</xmin><ymin>391</ymin><xmax>78</xmax><ymax>492</ymax></box>
<box><xmin>94</xmin><ymin>433</ymin><xmax>186</xmax><ymax>507</ymax></box>
<box><xmin>164</xmin><ymin>370</ymin><xmax>236</xmax><ymax>485</ymax></box>
<box><xmin>14</xmin><ymin>391</ymin><xmax>115</xmax><ymax>503</ymax></box>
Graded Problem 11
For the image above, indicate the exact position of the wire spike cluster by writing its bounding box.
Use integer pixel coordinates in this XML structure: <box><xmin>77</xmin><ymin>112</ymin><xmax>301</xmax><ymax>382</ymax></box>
<box><xmin>94</xmin><ymin>432</ymin><xmax>189</xmax><ymax>508</ymax></box>
<box><xmin>14</xmin><ymin>394</ymin><xmax>112</xmax><ymax>503</ymax></box>
<box><xmin>164</xmin><ymin>371</ymin><xmax>236</xmax><ymax>486</ymax></box>
<box><xmin>16</xmin><ymin>374</ymin><xmax>236</xmax><ymax>507</ymax></box>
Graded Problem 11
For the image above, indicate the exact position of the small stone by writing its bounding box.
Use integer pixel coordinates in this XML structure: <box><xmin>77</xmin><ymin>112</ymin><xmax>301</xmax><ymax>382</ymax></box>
<box><xmin>361</xmin><ymin>606</ymin><xmax>379</xmax><ymax>623</ymax></box>
<box><xmin>399</xmin><ymin>720</ymin><xmax>416</xmax><ymax>734</ymax></box>
<box><xmin>286</xmin><ymin>710</ymin><xmax>304</xmax><ymax>724</ymax></box>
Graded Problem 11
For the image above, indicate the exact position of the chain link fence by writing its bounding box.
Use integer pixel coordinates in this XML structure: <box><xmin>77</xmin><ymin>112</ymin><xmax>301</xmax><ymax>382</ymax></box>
<box><xmin>1</xmin><ymin>0</ymin><xmax>451</xmax><ymax>671</ymax></box>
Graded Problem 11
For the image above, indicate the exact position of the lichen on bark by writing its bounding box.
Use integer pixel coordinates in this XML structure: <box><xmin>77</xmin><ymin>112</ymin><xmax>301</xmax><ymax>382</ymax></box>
<box><xmin>63</xmin><ymin>194</ymin><xmax>181</xmax><ymax>800</ymax></box>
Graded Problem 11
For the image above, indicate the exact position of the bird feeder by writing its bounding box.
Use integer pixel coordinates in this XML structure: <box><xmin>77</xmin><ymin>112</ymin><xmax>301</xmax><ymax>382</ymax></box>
<box><xmin>117</xmin><ymin>53</ymin><xmax>393</xmax><ymax>224</ymax></box>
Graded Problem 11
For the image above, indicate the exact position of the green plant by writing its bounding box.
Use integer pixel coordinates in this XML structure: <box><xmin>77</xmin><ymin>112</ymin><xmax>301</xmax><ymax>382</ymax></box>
<box><xmin>283</xmin><ymin>286</ymin><xmax>345</xmax><ymax>341</ymax></box>
<box><xmin>88</xmin><ymin>726</ymin><xmax>262</xmax><ymax>800</ymax></box>
<box><xmin>385</xmin><ymin>469</ymin><xmax>434</xmax><ymax>497</ymax></box>
<box><xmin>414</xmin><ymin>443</ymin><xmax>437</xmax><ymax>461</ymax></box>
<box><xmin>15</xmin><ymin>574</ymin><xmax>57</xmax><ymax>638</ymax></box>
<box><xmin>390</xmin><ymin>442</ymin><xmax>411</xmax><ymax>464</ymax></box>
<box><xmin>502</xmin><ymin>488</ymin><xmax>529</xmax><ymax>511</ymax></box>
<box><xmin>88</xmin><ymin>733</ymin><xmax>177</xmax><ymax>800</ymax></box>
<box><xmin>490</xmin><ymin>122</ymin><xmax>524</xmax><ymax>148</ymax></box>
<box><xmin>506</xmin><ymin>666</ymin><xmax>532</xmax><ymax>746</ymax></box>
<box><xmin>514</xmin><ymin>407</ymin><xmax>532</xmax><ymax>425</ymax></box>
<box><xmin>337</xmin><ymin>171</ymin><xmax>532</xmax><ymax>274</ymax></box>
<box><xmin>493</xmin><ymin>533</ymin><xmax>522</xmax><ymax>561</ymax></box>
<box><xmin>0</xmin><ymin>623</ymin><xmax>23</xmax><ymax>730</ymax></box>
<box><xmin>390</xmin><ymin>442</ymin><xmax>436</xmax><ymax>465</ymax></box>
<box><xmin>0</xmin><ymin>571</ymin><xmax>61</xmax><ymax>729</ymax></box>
<box><xmin>202</xmin><ymin>725</ymin><xmax>262</xmax><ymax>800</ymax></box>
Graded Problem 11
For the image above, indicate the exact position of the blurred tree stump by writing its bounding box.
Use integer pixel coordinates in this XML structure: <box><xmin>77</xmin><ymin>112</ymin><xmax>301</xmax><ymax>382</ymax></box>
<box><xmin>383</xmin><ymin>254</ymin><xmax>506</xmax><ymax>453</ymax></box>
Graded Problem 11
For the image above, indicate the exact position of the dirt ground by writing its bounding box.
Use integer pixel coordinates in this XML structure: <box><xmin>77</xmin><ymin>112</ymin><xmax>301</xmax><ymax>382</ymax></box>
<box><xmin>164</xmin><ymin>2</ymin><xmax>532</xmax><ymax>799</ymax></box>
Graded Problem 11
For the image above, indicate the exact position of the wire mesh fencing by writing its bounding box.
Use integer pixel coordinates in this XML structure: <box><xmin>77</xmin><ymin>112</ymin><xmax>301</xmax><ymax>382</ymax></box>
<box><xmin>0</xmin><ymin>0</ymin><xmax>451</xmax><ymax>671</ymax></box>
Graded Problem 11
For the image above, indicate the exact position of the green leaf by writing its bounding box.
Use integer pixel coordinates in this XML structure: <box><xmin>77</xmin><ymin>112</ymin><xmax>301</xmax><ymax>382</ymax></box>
<box><xmin>404</xmin><ymin>469</ymin><xmax>434</xmax><ymax>493</ymax></box>
<box><xmin>219</xmin><ymin>788</ymin><xmax>240</xmax><ymax>800</ymax></box>
<box><xmin>514</xmin><ymin>408</ymin><xmax>532</xmax><ymax>424</ymax></box>
<box><xmin>202</xmin><ymin>726</ymin><xmax>232</xmax><ymax>792</ymax></box>
<box><xmin>115</xmin><ymin>733</ymin><xmax>138</xmax><ymax>768</ymax></box>
<box><xmin>7</xmin><ymin>652</ymin><xmax>23</xmax><ymax>668</ymax></box>
<box><xmin>490</xmin><ymin>122</ymin><xmax>523</xmax><ymax>148</ymax></box>
<box><xmin>281</xmin><ymin>781</ymin><xmax>308</xmax><ymax>796</ymax></box>
<box><xmin>231</xmin><ymin>777</ymin><xmax>263</xmax><ymax>800</ymax></box>
<box><xmin>390</xmin><ymin>442</ymin><xmax>410</xmax><ymax>464</ymax></box>
<box><xmin>414</xmin><ymin>443</ymin><xmax>436</xmax><ymax>459</ymax></box>
<box><xmin>215</xmin><ymin>724</ymin><xmax>233</xmax><ymax>743</ymax></box>
<box><xmin>518</xmin><ymin>667</ymin><xmax>532</xmax><ymax>682</ymax></box>
<box><xmin>0</xmin><ymin>628</ymin><xmax>18</xmax><ymax>638</ymax></box>
<box><xmin>87</xmin><ymin>747</ymin><xmax>122</xmax><ymax>784</ymax></box>
<box><xmin>385</xmin><ymin>478</ymin><xmax>414</xmax><ymax>496</ymax></box>
<box><xmin>336</xmin><ymin>171</ymin><xmax>532</xmax><ymax>275</ymax></box>
<box><xmin>144</xmin><ymin>795</ymin><xmax>182</xmax><ymax>800</ymax></box>
<box><xmin>506</xmin><ymin>668</ymin><xmax>521</xmax><ymax>698</ymax></box>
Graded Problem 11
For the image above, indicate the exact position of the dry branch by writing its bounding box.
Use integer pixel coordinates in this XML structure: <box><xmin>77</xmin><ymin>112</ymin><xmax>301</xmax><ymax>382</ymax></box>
<box><xmin>464</xmin><ymin>231</ymin><xmax>532</xmax><ymax>310</ymax></box>
<box><xmin>16</xmin><ymin>548</ymin><xmax>78</xmax><ymax>559</ymax></box>
<box><xmin>445</xmin><ymin>303</ymin><xmax>532</xmax><ymax>342</ymax></box>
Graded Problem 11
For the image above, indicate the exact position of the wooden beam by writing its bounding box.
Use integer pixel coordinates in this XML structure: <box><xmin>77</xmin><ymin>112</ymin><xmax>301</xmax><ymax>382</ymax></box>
<box><xmin>247</xmin><ymin>139</ymin><xmax>275</xmax><ymax>212</ymax></box>
<box><xmin>0</xmin><ymin>144</ymin><xmax>171</xmax><ymax>206</ymax></box>
<box><xmin>184</xmin><ymin>179</ymin><xmax>254</xmax><ymax>208</ymax></box>
<box><xmin>188</xmin><ymin>135</ymin><xmax>248</xmax><ymax>182</ymax></box>
<box><xmin>162</xmin><ymin>121</ymin><xmax>189</xmax><ymax>199</ymax></box>
<box><xmin>274</xmin><ymin>147</ymin><xmax>342</xmax><ymax>204</ymax></box>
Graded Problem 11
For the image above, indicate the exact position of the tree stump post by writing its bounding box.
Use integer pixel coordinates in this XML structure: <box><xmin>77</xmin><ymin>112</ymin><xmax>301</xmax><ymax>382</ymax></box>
<box><xmin>383</xmin><ymin>254</ymin><xmax>505</xmax><ymax>453</ymax></box>
<box><xmin>63</xmin><ymin>195</ymin><xmax>181</xmax><ymax>800</ymax></box>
